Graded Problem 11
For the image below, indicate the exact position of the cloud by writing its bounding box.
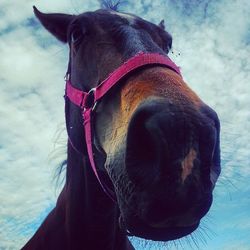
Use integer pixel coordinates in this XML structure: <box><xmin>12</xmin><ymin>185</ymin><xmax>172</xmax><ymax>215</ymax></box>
<box><xmin>0</xmin><ymin>0</ymin><xmax>249</xmax><ymax>249</ymax></box>
<box><xmin>0</xmin><ymin>1</ymin><xmax>70</xmax><ymax>248</ymax></box>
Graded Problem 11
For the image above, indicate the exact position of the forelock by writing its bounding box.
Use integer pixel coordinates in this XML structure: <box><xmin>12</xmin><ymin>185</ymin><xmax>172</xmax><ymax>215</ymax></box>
<box><xmin>99</xmin><ymin>0</ymin><xmax>122</xmax><ymax>11</ymax></box>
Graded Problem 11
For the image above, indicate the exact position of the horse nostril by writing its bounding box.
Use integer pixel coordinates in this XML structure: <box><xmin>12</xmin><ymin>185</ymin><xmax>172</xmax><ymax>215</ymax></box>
<box><xmin>125</xmin><ymin>110</ymin><xmax>165</xmax><ymax>185</ymax></box>
<box><xmin>125</xmin><ymin>101</ymin><xmax>175</xmax><ymax>185</ymax></box>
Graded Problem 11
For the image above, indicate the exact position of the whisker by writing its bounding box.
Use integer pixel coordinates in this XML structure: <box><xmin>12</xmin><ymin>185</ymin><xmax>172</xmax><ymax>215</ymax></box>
<box><xmin>190</xmin><ymin>233</ymin><xmax>200</xmax><ymax>249</ymax></box>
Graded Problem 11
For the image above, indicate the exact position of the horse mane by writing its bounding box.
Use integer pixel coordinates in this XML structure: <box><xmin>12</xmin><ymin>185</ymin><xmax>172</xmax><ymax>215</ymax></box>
<box><xmin>99</xmin><ymin>0</ymin><xmax>123</xmax><ymax>11</ymax></box>
<box><xmin>54</xmin><ymin>159</ymin><xmax>67</xmax><ymax>188</ymax></box>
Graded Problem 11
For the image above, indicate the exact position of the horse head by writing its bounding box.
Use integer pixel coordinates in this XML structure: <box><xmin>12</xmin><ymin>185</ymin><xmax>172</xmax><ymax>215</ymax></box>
<box><xmin>34</xmin><ymin>6</ymin><xmax>220</xmax><ymax>242</ymax></box>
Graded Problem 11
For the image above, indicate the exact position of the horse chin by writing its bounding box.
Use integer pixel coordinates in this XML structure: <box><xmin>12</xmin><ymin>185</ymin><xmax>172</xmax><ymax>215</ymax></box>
<box><xmin>123</xmin><ymin>215</ymin><xmax>200</xmax><ymax>241</ymax></box>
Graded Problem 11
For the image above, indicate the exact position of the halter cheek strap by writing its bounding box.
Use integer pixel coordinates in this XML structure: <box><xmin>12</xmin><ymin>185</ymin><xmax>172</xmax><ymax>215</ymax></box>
<box><xmin>65</xmin><ymin>52</ymin><xmax>182</xmax><ymax>202</ymax></box>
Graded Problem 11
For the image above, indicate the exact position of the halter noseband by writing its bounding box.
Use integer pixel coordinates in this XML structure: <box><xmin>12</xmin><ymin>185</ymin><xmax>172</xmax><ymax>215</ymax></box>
<box><xmin>65</xmin><ymin>52</ymin><xmax>182</xmax><ymax>202</ymax></box>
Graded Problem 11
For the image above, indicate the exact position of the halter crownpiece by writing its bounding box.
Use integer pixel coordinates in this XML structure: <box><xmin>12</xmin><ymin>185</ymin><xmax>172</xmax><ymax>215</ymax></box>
<box><xmin>65</xmin><ymin>52</ymin><xmax>182</xmax><ymax>202</ymax></box>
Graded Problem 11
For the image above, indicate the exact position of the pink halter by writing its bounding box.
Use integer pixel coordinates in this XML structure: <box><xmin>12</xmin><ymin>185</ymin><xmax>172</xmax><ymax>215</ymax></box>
<box><xmin>65</xmin><ymin>52</ymin><xmax>182</xmax><ymax>202</ymax></box>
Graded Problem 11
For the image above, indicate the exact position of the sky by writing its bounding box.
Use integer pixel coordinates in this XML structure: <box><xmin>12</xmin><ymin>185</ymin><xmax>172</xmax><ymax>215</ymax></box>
<box><xmin>0</xmin><ymin>0</ymin><xmax>249</xmax><ymax>249</ymax></box>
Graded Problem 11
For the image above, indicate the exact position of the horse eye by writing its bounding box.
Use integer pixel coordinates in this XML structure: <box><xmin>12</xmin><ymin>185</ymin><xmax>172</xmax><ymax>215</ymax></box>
<box><xmin>71</xmin><ymin>28</ymin><xmax>83</xmax><ymax>45</ymax></box>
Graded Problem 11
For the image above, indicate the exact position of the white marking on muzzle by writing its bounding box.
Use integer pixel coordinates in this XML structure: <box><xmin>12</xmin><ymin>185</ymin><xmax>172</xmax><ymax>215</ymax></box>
<box><xmin>181</xmin><ymin>148</ymin><xmax>197</xmax><ymax>182</ymax></box>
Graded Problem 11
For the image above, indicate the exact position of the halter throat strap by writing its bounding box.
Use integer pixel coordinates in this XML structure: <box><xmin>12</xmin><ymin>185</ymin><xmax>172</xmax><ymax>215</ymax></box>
<box><xmin>65</xmin><ymin>52</ymin><xmax>182</xmax><ymax>202</ymax></box>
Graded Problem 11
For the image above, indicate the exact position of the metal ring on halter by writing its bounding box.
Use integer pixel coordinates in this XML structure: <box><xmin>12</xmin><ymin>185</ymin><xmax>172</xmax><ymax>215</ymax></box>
<box><xmin>91</xmin><ymin>101</ymin><xmax>97</xmax><ymax>111</ymax></box>
<box><xmin>82</xmin><ymin>87</ymin><xmax>97</xmax><ymax>111</ymax></box>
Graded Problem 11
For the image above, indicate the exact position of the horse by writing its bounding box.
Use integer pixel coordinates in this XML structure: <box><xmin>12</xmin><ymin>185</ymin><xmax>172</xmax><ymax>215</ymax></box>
<box><xmin>22</xmin><ymin>2</ymin><xmax>221</xmax><ymax>250</ymax></box>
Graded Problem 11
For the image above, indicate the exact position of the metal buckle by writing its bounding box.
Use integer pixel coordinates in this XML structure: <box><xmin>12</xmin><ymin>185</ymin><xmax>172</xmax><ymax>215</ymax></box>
<box><xmin>83</xmin><ymin>87</ymin><xmax>97</xmax><ymax>111</ymax></box>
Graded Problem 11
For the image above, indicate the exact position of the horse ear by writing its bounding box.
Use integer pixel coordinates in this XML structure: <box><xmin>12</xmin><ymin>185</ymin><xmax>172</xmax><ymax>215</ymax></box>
<box><xmin>159</xmin><ymin>20</ymin><xmax>165</xmax><ymax>30</ymax></box>
<box><xmin>33</xmin><ymin>6</ymin><xmax>74</xmax><ymax>43</ymax></box>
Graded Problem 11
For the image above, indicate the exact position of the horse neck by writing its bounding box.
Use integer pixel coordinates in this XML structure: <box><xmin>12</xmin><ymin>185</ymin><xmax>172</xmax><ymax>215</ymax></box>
<box><xmin>65</xmin><ymin>142</ymin><xmax>130</xmax><ymax>250</ymax></box>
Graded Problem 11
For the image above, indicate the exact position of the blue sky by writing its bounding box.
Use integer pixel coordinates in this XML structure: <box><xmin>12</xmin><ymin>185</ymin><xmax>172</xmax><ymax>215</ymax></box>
<box><xmin>0</xmin><ymin>0</ymin><xmax>249</xmax><ymax>249</ymax></box>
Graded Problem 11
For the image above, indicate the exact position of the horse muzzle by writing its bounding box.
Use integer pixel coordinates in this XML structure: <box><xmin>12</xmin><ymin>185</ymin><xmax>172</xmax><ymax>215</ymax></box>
<box><xmin>123</xmin><ymin>98</ymin><xmax>219</xmax><ymax>239</ymax></box>
<box><xmin>125</xmin><ymin>98</ymin><xmax>217</xmax><ymax>185</ymax></box>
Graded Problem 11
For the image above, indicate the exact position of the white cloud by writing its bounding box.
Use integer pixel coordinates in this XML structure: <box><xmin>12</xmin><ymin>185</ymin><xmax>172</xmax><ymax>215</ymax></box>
<box><xmin>0</xmin><ymin>0</ymin><xmax>249</xmax><ymax>249</ymax></box>
<box><xmin>0</xmin><ymin>2</ymin><xmax>70</xmax><ymax>248</ymax></box>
